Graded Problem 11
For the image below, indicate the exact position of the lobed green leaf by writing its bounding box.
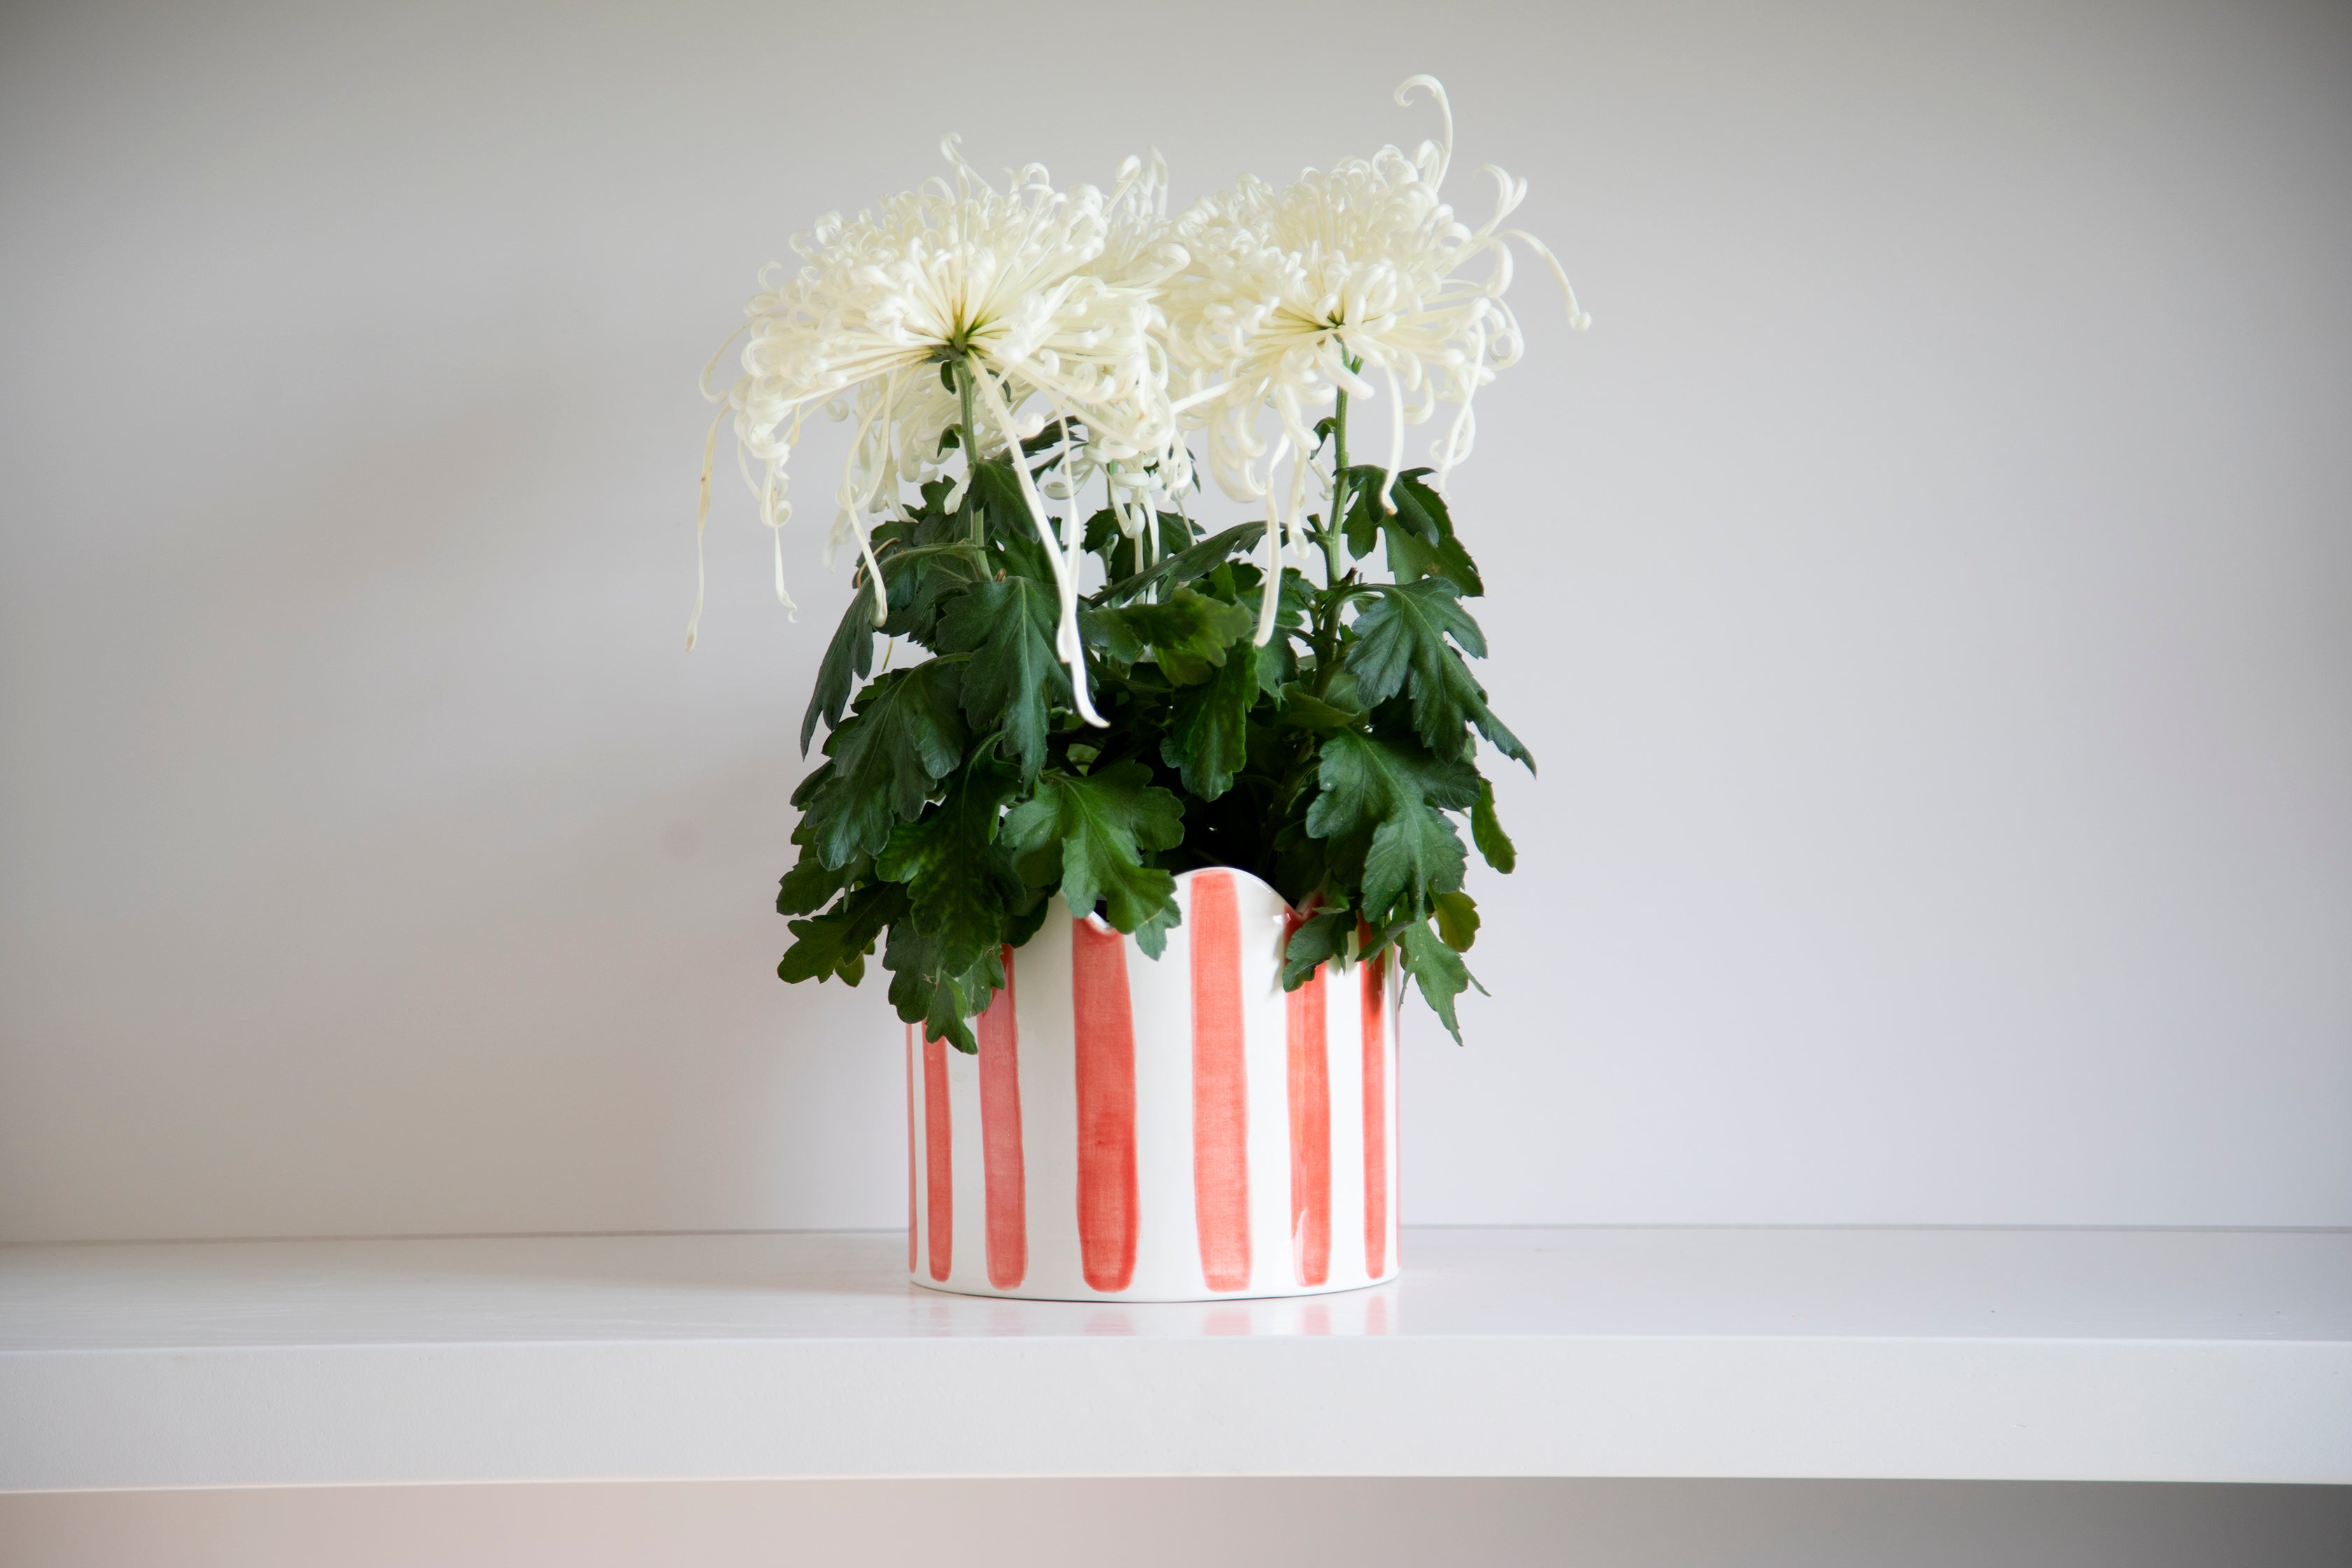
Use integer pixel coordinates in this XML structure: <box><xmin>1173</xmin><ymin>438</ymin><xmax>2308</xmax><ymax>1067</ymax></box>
<box><xmin>1345</xmin><ymin>580</ymin><xmax>1532</xmax><ymax>770</ymax></box>
<box><xmin>876</xmin><ymin>757</ymin><xmax>1025</xmax><ymax>981</ymax></box>
<box><xmin>801</xmin><ymin>588</ymin><xmax>878</xmax><ymax>755</ymax></box>
<box><xmin>776</xmin><ymin>839</ymin><xmax>869</xmax><ymax>916</ymax></box>
<box><xmin>1433</xmin><ymin>889</ymin><xmax>1480</xmax><ymax>951</ymax></box>
<box><xmin>797</xmin><ymin>660</ymin><xmax>967</xmax><ymax>869</ymax></box>
<box><xmin>883</xmin><ymin>920</ymin><xmax>1004</xmax><ymax>1054</ymax></box>
<box><xmin>936</xmin><ymin>577</ymin><xmax>1067</xmax><ymax>779</ymax></box>
<box><xmin>1304</xmin><ymin>728</ymin><xmax>1478</xmax><ymax>927</ymax></box>
<box><xmin>1471</xmin><ymin>777</ymin><xmax>1517</xmax><ymax>874</ymax></box>
<box><xmin>778</xmin><ymin>881</ymin><xmax>907</xmax><ymax>986</ymax></box>
<box><xmin>1084</xmin><ymin>586</ymin><xmax>1254</xmax><ymax>683</ymax></box>
<box><xmin>1002</xmin><ymin>762</ymin><xmax>1184</xmax><ymax>934</ymax></box>
<box><xmin>1098</xmin><ymin>522</ymin><xmax>1267</xmax><ymax>605</ymax></box>
<box><xmin>1083</xmin><ymin>508</ymin><xmax>1198</xmax><ymax>582</ymax></box>
<box><xmin>1282</xmin><ymin>910</ymin><xmax>1352</xmax><ymax>990</ymax></box>
<box><xmin>1160</xmin><ymin>643</ymin><xmax>1259</xmax><ymax>799</ymax></box>
<box><xmin>1396</xmin><ymin>920</ymin><xmax>1480</xmax><ymax>1044</ymax></box>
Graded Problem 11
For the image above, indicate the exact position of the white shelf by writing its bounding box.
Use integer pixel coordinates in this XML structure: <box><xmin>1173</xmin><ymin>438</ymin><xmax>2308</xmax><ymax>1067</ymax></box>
<box><xmin>4</xmin><ymin>1226</ymin><xmax>2346</xmax><ymax>1490</ymax></box>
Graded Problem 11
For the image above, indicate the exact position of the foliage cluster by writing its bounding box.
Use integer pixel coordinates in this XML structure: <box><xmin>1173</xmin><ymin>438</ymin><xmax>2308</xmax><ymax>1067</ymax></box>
<box><xmin>776</xmin><ymin>380</ymin><xmax>1527</xmax><ymax>1051</ymax></box>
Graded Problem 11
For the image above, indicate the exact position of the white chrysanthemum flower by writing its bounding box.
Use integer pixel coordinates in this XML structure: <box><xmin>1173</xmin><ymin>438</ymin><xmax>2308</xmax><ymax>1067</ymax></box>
<box><xmin>692</xmin><ymin>142</ymin><xmax>1192</xmax><ymax>724</ymax></box>
<box><xmin>1167</xmin><ymin>76</ymin><xmax>1590</xmax><ymax>640</ymax></box>
<box><xmin>1046</xmin><ymin>150</ymin><xmax>1196</xmax><ymax>562</ymax></box>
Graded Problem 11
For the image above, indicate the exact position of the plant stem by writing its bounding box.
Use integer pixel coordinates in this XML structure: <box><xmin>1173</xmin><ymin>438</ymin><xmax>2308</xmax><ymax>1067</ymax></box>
<box><xmin>957</xmin><ymin>358</ymin><xmax>983</xmax><ymax>547</ymax></box>
<box><xmin>1307</xmin><ymin>366</ymin><xmax>1360</xmax><ymax>699</ymax></box>
<box><xmin>1326</xmin><ymin>382</ymin><xmax>1353</xmax><ymax>587</ymax></box>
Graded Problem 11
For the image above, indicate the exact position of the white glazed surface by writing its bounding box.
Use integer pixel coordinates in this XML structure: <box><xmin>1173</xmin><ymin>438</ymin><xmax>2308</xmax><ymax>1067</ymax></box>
<box><xmin>908</xmin><ymin>868</ymin><xmax>1402</xmax><ymax>1301</ymax></box>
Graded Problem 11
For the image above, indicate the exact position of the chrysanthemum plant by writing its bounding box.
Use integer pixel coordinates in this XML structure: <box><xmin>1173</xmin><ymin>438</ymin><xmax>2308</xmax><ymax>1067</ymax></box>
<box><xmin>698</xmin><ymin>78</ymin><xmax>1586</xmax><ymax>1052</ymax></box>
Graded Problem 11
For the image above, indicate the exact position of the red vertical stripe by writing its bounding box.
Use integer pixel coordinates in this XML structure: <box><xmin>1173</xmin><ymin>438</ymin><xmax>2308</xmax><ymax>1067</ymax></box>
<box><xmin>978</xmin><ymin>946</ymin><xmax>1027</xmax><ymax>1290</ymax></box>
<box><xmin>1361</xmin><ymin>948</ymin><xmax>1390</xmax><ymax>1278</ymax></box>
<box><xmin>1287</xmin><ymin>957</ymin><xmax>1331</xmax><ymax>1287</ymax></box>
<box><xmin>904</xmin><ymin>1024</ymin><xmax>917</xmax><ymax>1275</ymax></box>
<box><xmin>1070</xmin><ymin>918</ymin><xmax>1139</xmax><ymax>1293</ymax></box>
<box><xmin>922</xmin><ymin>1031</ymin><xmax>953</xmax><ymax>1283</ymax></box>
<box><xmin>1188</xmin><ymin>872</ymin><xmax>1251</xmax><ymax>1292</ymax></box>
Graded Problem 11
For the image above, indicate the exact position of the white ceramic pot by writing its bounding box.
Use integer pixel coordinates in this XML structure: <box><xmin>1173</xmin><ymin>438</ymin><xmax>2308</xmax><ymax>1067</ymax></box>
<box><xmin>905</xmin><ymin>866</ymin><xmax>1402</xmax><ymax>1301</ymax></box>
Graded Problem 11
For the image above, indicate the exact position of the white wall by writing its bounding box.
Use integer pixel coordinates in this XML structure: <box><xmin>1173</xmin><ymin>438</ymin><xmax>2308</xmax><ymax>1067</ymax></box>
<box><xmin>2</xmin><ymin>0</ymin><xmax>2346</xmax><ymax>1242</ymax></box>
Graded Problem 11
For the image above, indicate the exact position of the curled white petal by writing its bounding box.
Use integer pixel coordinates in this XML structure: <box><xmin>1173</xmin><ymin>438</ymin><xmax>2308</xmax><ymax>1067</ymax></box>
<box><xmin>702</xmin><ymin>139</ymin><xmax>1191</xmax><ymax>654</ymax></box>
<box><xmin>1165</xmin><ymin>75</ymin><xmax>1583</xmax><ymax>515</ymax></box>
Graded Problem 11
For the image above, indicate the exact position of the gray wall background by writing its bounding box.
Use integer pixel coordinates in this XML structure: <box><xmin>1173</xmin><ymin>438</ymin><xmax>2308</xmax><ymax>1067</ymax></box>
<box><xmin>3</xmin><ymin>0</ymin><xmax>2348</xmax><ymax>1242</ymax></box>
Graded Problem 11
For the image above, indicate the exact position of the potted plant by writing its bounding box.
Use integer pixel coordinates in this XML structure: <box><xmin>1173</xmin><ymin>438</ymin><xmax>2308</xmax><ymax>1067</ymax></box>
<box><xmin>694</xmin><ymin>78</ymin><xmax>1584</xmax><ymax>1301</ymax></box>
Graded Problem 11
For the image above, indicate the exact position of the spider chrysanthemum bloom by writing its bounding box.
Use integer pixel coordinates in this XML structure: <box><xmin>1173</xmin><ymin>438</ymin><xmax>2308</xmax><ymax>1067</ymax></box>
<box><xmin>692</xmin><ymin>144</ymin><xmax>1191</xmax><ymax>724</ymax></box>
<box><xmin>1167</xmin><ymin>76</ymin><xmax>1590</xmax><ymax>640</ymax></box>
<box><xmin>1049</xmin><ymin>150</ymin><xmax>1197</xmax><ymax>555</ymax></box>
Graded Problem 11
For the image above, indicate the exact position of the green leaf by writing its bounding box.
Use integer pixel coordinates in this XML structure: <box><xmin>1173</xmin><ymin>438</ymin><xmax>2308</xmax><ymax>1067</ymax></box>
<box><xmin>1304</xmin><ymin>729</ymin><xmax>1478</xmax><ymax>926</ymax></box>
<box><xmin>1385</xmin><ymin>524</ymin><xmax>1485</xmax><ymax>599</ymax></box>
<box><xmin>970</xmin><ymin>460</ymin><xmax>1041</xmax><ymax>551</ymax></box>
<box><xmin>790</xmin><ymin>760</ymin><xmax>833</xmax><ymax>810</ymax></box>
<box><xmin>1133</xmin><ymin>896</ymin><xmax>1183</xmax><ymax>961</ymax></box>
<box><xmin>1340</xmin><ymin>463</ymin><xmax>1439</xmax><ymax>558</ymax></box>
<box><xmin>1345</xmin><ymin>576</ymin><xmax>1485</xmax><ymax>685</ymax></box>
<box><xmin>1001</xmin><ymin>762</ymin><xmax>1183</xmax><ymax>933</ymax></box>
<box><xmin>1275</xmin><ymin>687</ymin><xmax>1368</xmax><ymax>732</ymax></box>
<box><xmin>1364</xmin><ymin>803</ymin><xmax>1469</xmax><ymax>927</ymax></box>
<box><xmin>1084</xmin><ymin>586</ymin><xmax>1253</xmax><ymax>684</ymax></box>
<box><xmin>1270</xmin><ymin>820</ymin><xmax>1330</xmax><ymax>913</ymax></box>
<box><xmin>1339</xmin><ymin>465</ymin><xmax>1391</xmax><ymax>559</ymax></box>
<box><xmin>1385</xmin><ymin>471</ymin><xmax>1483</xmax><ymax>596</ymax></box>
<box><xmin>883</xmin><ymin>920</ymin><xmax>1002</xmax><ymax>1054</ymax></box>
<box><xmin>1098</xmin><ymin>522</ymin><xmax>1267</xmax><ymax>604</ymax></box>
<box><xmin>1380</xmin><ymin>467</ymin><xmax>1443</xmax><ymax>541</ymax></box>
<box><xmin>1336</xmin><ymin>467</ymin><xmax>1483</xmax><ymax>597</ymax></box>
<box><xmin>797</xmin><ymin>661</ymin><xmax>967</xmax><ymax>869</ymax></box>
<box><xmin>1282</xmin><ymin>911</ymin><xmax>1352</xmax><ymax>989</ymax></box>
<box><xmin>1471</xmin><ymin>777</ymin><xmax>1517</xmax><ymax>874</ymax></box>
<box><xmin>876</xmin><ymin>757</ymin><xmax>1023</xmax><ymax>978</ymax></box>
<box><xmin>1306</xmin><ymin>729</ymin><xmax>1481</xmax><ymax>828</ymax></box>
<box><xmin>1397</xmin><ymin>920</ymin><xmax>1480</xmax><ymax>1044</ymax></box>
<box><xmin>1083</xmin><ymin>508</ymin><xmax>1197</xmax><ymax>581</ymax></box>
<box><xmin>1345</xmin><ymin>580</ymin><xmax>1532</xmax><ymax>769</ymax></box>
<box><xmin>776</xmin><ymin>840</ymin><xmax>869</xmax><ymax>916</ymax></box>
<box><xmin>1256</xmin><ymin>635</ymin><xmax>1296</xmax><ymax>701</ymax></box>
<box><xmin>1160</xmin><ymin>643</ymin><xmax>1258</xmax><ymax>800</ymax></box>
<box><xmin>1231</xmin><ymin>566</ymin><xmax>1311</xmax><ymax>696</ymax></box>
<box><xmin>1319</xmin><ymin>667</ymin><xmax>1368</xmax><ymax>713</ymax></box>
<box><xmin>801</xmin><ymin>587</ymin><xmax>878</xmax><ymax>754</ymax></box>
<box><xmin>1079</xmin><ymin>506</ymin><xmax>1119</xmax><ymax>559</ymax></box>
<box><xmin>875</xmin><ymin>540</ymin><xmax>991</xmax><ymax>575</ymax></box>
<box><xmin>778</xmin><ymin>881</ymin><xmax>907</xmax><ymax>986</ymax></box>
<box><xmin>1077</xmin><ymin>605</ymin><xmax>1144</xmax><ymax>666</ymax></box>
<box><xmin>936</xmin><ymin>577</ymin><xmax>1067</xmax><ymax>778</ymax></box>
<box><xmin>1433</xmin><ymin>889</ymin><xmax>1480</xmax><ymax>951</ymax></box>
<box><xmin>875</xmin><ymin>536</ymin><xmax>989</xmax><ymax>646</ymax></box>
<box><xmin>993</xmin><ymin>527</ymin><xmax>1058</xmax><ymax>587</ymax></box>
<box><xmin>1004</xmin><ymin>894</ymin><xmax>1054</xmax><ymax>951</ymax></box>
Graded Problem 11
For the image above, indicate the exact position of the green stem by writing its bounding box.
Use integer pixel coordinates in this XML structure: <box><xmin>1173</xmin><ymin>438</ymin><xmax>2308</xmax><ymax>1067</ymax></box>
<box><xmin>957</xmin><ymin>358</ymin><xmax>983</xmax><ymax>547</ymax></box>
<box><xmin>1308</xmin><ymin>365</ymin><xmax>1361</xmax><ymax>700</ymax></box>
<box><xmin>1326</xmin><ymin>382</ymin><xmax>1353</xmax><ymax>585</ymax></box>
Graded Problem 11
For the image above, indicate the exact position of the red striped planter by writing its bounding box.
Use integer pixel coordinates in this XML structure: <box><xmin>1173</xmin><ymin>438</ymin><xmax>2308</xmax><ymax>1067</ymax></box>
<box><xmin>905</xmin><ymin>867</ymin><xmax>1402</xmax><ymax>1301</ymax></box>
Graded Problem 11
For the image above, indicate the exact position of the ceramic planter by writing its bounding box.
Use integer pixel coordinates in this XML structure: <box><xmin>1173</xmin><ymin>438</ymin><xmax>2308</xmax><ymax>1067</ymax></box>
<box><xmin>904</xmin><ymin>867</ymin><xmax>1402</xmax><ymax>1301</ymax></box>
